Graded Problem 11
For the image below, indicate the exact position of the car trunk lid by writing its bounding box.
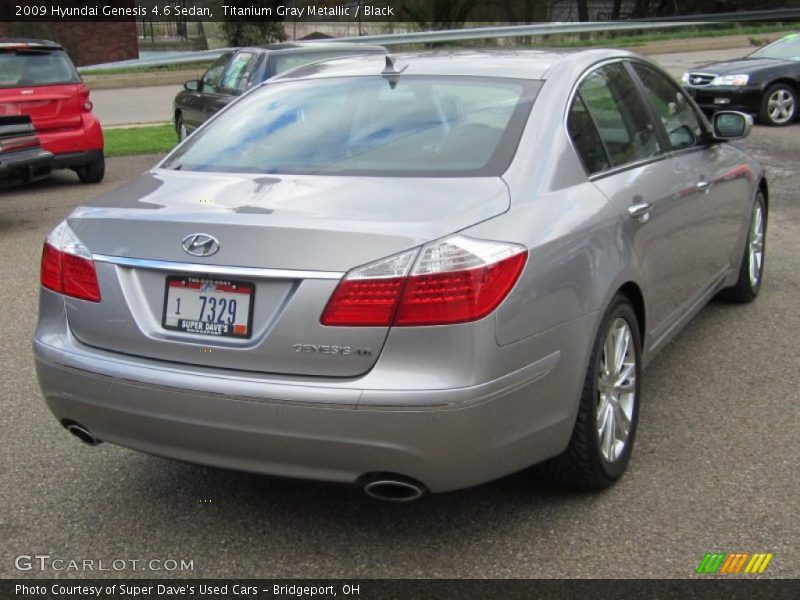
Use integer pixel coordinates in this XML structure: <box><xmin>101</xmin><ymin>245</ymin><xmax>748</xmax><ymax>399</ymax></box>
<box><xmin>0</xmin><ymin>83</ymin><xmax>85</xmax><ymax>131</ymax></box>
<box><xmin>62</xmin><ymin>169</ymin><xmax>510</xmax><ymax>376</ymax></box>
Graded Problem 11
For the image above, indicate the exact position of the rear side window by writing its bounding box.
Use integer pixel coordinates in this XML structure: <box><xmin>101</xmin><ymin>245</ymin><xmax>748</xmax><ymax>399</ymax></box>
<box><xmin>567</xmin><ymin>95</ymin><xmax>610</xmax><ymax>175</ymax></box>
<box><xmin>577</xmin><ymin>63</ymin><xmax>661</xmax><ymax>168</ymax></box>
<box><xmin>0</xmin><ymin>50</ymin><xmax>80</xmax><ymax>88</ymax></box>
<box><xmin>631</xmin><ymin>63</ymin><xmax>705</xmax><ymax>151</ymax></box>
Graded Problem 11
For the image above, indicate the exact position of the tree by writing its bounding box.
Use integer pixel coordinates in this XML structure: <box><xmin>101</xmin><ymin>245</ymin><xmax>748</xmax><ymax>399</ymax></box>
<box><xmin>399</xmin><ymin>0</ymin><xmax>481</xmax><ymax>30</ymax></box>
<box><xmin>576</xmin><ymin>0</ymin><xmax>590</xmax><ymax>21</ymax></box>
<box><xmin>221</xmin><ymin>21</ymin><xmax>286</xmax><ymax>46</ymax></box>
<box><xmin>221</xmin><ymin>0</ymin><xmax>286</xmax><ymax>46</ymax></box>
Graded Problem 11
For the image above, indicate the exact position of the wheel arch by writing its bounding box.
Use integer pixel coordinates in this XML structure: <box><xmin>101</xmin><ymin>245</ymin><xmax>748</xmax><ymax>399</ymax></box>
<box><xmin>617</xmin><ymin>281</ymin><xmax>646</xmax><ymax>343</ymax></box>
<box><xmin>758</xmin><ymin>177</ymin><xmax>769</xmax><ymax>215</ymax></box>
<box><xmin>764</xmin><ymin>77</ymin><xmax>800</xmax><ymax>96</ymax></box>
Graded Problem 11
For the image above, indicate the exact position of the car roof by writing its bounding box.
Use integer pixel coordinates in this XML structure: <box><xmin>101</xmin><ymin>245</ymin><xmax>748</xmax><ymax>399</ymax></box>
<box><xmin>0</xmin><ymin>38</ymin><xmax>63</xmax><ymax>51</ymax></box>
<box><xmin>270</xmin><ymin>48</ymin><xmax>640</xmax><ymax>81</ymax></box>
<box><xmin>237</xmin><ymin>42</ymin><xmax>386</xmax><ymax>55</ymax></box>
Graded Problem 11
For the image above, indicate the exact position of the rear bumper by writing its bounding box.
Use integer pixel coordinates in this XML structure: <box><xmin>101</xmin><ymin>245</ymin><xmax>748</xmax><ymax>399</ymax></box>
<box><xmin>38</xmin><ymin>112</ymin><xmax>103</xmax><ymax>164</ymax></box>
<box><xmin>50</xmin><ymin>148</ymin><xmax>103</xmax><ymax>170</ymax></box>
<box><xmin>34</xmin><ymin>331</ymin><xmax>572</xmax><ymax>493</ymax></box>
<box><xmin>0</xmin><ymin>147</ymin><xmax>52</xmax><ymax>179</ymax></box>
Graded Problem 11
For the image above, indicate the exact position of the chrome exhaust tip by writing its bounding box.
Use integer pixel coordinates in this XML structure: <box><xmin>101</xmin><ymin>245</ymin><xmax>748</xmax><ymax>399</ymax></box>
<box><xmin>65</xmin><ymin>422</ymin><xmax>101</xmax><ymax>446</ymax></box>
<box><xmin>362</xmin><ymin>474</ymin><xmax>426</xmax><ymax>502</ymax></box>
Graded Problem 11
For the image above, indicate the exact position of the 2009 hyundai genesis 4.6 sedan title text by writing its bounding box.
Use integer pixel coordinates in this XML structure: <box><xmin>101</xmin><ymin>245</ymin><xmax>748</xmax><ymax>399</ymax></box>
<box><xmin>34</xmin><ymin>50</ymin><xmax>767</xmax><ymax>500</ymax></box>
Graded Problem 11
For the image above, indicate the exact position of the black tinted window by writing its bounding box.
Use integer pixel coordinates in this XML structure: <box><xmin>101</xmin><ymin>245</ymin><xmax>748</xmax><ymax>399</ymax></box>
<box><xmin>568</xmin><ymin>95</ymin><xmax>610</xmax><ymax>175</ymax></box>
<box><xmin>0</xmin><ymin>50</ymin><xmax>80</xmax><ymax>88</ymax></box>
<box><xmin>632</xmin><ymin>63</ymin><xmax>704</xmax><ymax>151</ymax></box>
<box><xmin>578</xmin><ymin>63</ymin><xmax>661</xmax><ymax>167</ymax></box>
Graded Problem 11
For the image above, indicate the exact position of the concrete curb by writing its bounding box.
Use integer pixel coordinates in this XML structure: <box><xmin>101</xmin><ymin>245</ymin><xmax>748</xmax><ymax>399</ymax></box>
<box><xmin>104</xmin><ymin>122</ymin><xmax>172</xmax><ymax>130</ymax></box>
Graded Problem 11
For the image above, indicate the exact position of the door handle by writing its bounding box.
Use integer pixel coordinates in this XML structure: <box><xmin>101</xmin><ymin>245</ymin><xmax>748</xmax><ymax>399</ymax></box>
<box><xmin>628</xmin><ymin>202</ymin><xmax>652</xmax><ymax>221</ymax></box>
<box><xmin>696</xmin><ymin>180</ymin><xmax>713</xmax><ymax>192</ymax></box>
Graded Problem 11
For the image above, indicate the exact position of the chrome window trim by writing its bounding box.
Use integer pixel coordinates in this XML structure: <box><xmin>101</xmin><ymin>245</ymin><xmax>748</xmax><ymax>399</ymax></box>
<box><xmin>586</xmin><ymin>155</ymin><xmax>665</xmax><ymax>181</ymax></box>
<box><xmin>92</xmin><ymin>255</ymin><xmax>345</xmax><ymax>280</ymax></box>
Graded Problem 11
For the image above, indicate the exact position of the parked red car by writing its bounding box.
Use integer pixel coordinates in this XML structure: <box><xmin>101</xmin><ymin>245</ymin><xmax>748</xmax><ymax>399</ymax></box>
<box><xmin>0</xmin><ymin>39</ymin><xmax>104</xmax><ymax>183</ymax></box>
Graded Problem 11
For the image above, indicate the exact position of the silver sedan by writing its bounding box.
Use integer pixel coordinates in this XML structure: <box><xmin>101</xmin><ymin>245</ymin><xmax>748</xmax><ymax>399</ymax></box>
<box><xmin>34</xmin><ymin>50</ymin><xmax>767</xmax><ymax>499</ymax></box>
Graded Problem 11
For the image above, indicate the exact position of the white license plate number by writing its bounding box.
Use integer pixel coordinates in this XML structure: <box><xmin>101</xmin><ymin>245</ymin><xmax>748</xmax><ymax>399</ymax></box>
<box><xmin>162</xmin><ymin>276</ymin><xmax>254</xmax><ymax>339</ymax></box>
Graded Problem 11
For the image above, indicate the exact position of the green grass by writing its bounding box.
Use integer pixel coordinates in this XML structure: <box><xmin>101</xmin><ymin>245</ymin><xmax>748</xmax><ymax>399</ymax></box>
<box><xmin>104</xmin><ymin>124</ymin><xmax>177</xmax><ymax>158</ymax></box>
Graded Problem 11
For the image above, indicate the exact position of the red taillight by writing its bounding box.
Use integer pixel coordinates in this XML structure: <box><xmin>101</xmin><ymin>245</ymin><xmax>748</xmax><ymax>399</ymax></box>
<box><xmin>61</xmin><ymin>253</ymin><xmax>101</xmax><ymax>302</ymax></box>
<box><xmin>321</xmin><ymin>236</ymin><xmax>527</xmax><ymax>327</ymax></box>
<box><xmin>79</xmin><ymin>86</ymin><xmax>93</xmax><ymax>112</ymax></box>
<box><xmin>320</xmin><ymin>277</ymin><xmax>405</xmax><ymax>326</ymax></box>
<box><xmin>40</xmin><ymin>243</ymin><xmax>62</xmax><ymax>292</ymax></box>
<box><xmin>394</xmin><ymin>253</ymin><xmax>527</xmax><ymax>326</ymax></box>
<box><xmin>40</xmin><ymin>222</ymin><xmax>101</xmax><ymax>302</ymax></box>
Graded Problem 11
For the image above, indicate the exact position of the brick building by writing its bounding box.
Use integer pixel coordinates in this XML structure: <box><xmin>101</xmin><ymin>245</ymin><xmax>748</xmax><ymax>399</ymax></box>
<box><xmin>0</xmin><ymin>22</ymin><xmax>138</xmax><ymax>66</ymax></box>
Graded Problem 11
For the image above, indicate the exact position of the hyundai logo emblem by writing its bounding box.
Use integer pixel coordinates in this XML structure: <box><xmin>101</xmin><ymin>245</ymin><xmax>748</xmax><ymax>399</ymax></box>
<box><xmin>181</xmin><ymin>233</ymin><xmax>220</xmax><ymax>257</ymax></box>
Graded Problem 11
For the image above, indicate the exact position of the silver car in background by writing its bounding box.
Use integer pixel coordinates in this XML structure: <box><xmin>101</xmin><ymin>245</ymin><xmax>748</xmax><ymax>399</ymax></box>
<box><xmin>34</xmin><ymin>50</ymin><xmax>767</xmax><ymax>500</ymax></box>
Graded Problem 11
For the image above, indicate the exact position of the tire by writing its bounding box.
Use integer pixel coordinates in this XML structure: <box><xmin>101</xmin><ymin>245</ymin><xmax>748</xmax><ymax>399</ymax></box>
<box><xmin>718</xmin><ymin>192</ymin><xmax>767</xmax><ymax>303</ymax></box>
<box><xmin>758</xmin><ymin>83</ymin><xmax>797</xmax><ymax>126</ymax></box>
<box><xmin>176</xmin><ymin>113</ymin><xmax>187</xmax><ymax>142</ymax></box>
<box><xmin>539</xmin><ymin>295</ymin><xmax>642</xmax><ymax>490</ymax></box>
<box><xmin>76</xmin><ymin>154</ymin><xmax>105</xmax><ymax>184</ymax></box>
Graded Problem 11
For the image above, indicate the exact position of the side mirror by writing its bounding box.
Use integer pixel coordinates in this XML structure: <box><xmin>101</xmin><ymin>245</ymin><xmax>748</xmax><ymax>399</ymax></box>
<box><xmin>712</xmin><ymin>111</ymin><xmax>753</xmax><ymax>141</ymax></box>
<box><xmin>184</xmin><ymin>80</ymin><xmax>200</xmax><ymax>92</ymax></box>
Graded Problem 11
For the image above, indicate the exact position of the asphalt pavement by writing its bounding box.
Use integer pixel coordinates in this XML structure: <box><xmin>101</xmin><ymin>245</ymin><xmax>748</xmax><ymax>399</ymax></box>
<box><xmin>1</xmin><ymin>119</ymin><xmax>798</xmax><ymax>579</ymax></box>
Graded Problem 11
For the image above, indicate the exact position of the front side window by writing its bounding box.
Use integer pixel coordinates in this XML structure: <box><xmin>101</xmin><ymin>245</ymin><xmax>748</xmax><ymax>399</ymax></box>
<box><xmin>0</xmin><ymin>50</ymin><xmax>80</xmax><ymax>88</ymax></box>
<box><xmin>578</xmin><ymin>63</ymin><xmax>661</xmax><ymax>168</ymax></box>
<box><xmin>201</xmin><ymin>53</ymin><xmax>232</xmax><ymax>94</ymax></box>
<box><xmin>632</xmin><ymin>63</ymin><xmax>705</xmax><ymax>151</ymax></box>
<box><xmin>163</xmin><ymin>76</ymin><xmax>541</xmax><ymax>177</ymax></box>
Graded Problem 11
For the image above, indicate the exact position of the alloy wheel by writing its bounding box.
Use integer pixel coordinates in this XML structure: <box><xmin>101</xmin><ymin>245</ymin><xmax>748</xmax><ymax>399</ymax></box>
<box><xmin>767</xmin><ymin>89</ymin><xmax>795</xmax><ymax>125</ymax></box>
<box><xmin>748</xmin><ymin>202</ymin><xmax>765</xmax><ymax>288</ymax></box>
<box><xmin>596</xmin><ymin>317</ymin><xmax>637</xmax><ymax>463</ymax></box>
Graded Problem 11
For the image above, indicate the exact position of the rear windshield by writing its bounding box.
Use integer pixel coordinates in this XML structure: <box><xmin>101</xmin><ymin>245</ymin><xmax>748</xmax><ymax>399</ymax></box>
<box><xmin>0</xmin><ymin>50</ymin><xmax>80</xmax><ymax>88</ymax></box>
<box><xmin>163</xmin><ymin>75</ymin><xmax>540</xmax><ymax>177</ymax></box>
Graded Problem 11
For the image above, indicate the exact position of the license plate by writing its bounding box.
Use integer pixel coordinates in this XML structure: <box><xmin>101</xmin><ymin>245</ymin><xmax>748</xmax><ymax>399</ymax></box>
<box><xmin>162</xmin><ymin>276</ymin><xmax>254</xmax><ymax>339</ymax></box>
